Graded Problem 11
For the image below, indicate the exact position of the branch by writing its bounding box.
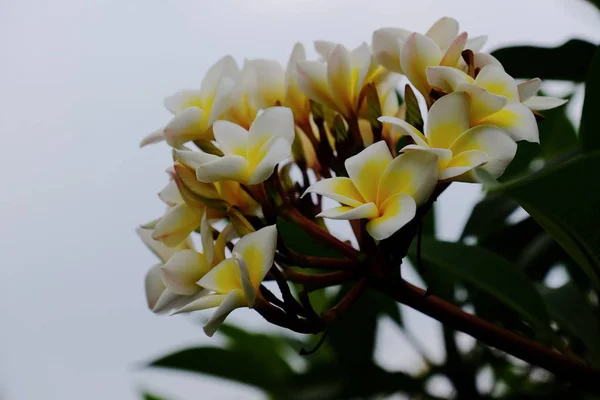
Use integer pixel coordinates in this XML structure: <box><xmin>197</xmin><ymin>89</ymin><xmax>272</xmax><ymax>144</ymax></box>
<box><xmin>374</xmin><ymin>279</ymin><xmax>600</xmax><ymax>392</ymax></box>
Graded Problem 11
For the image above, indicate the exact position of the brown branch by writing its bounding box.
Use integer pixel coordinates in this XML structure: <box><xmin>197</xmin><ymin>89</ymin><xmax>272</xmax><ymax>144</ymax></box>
<box><xmin>374</xmin><ymin>279</ymin><xmax>600</xmax><ymax>391</ymax></box>
<box><xmin>275</xmin><ymin>251</ymin><xmax>361</xmax><ymax>270</ymax></box>
<box><xmin>282</xmin><ymin>268</ymin><xmax>358</xmax><ymax>291</ymax></box>
<box><xmin>322</xmin><ymin>278</ymin><xmax>368</xmax><ymax>323</ymax></box>
<box><xmin>254</xmin><ymin>297</ymin><xmax>324</xmax><ymax>334</ymax></box>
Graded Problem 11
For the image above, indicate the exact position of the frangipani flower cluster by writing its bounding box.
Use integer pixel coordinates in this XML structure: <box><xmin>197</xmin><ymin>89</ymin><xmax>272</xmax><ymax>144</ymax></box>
<box><xmin>137</xmin><ymin>16</ymin><xmax>567</xmax><ymax>336</ymax></box>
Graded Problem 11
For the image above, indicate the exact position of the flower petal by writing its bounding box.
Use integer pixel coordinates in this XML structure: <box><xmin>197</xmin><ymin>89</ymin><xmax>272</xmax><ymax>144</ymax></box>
<box><xmin>517</xmin><ymin>78</ymin><xmax>541</xmax><ymax>102</ymax></box>
<box><xmin>297</xmin><ymin>61</ymin><xmax>338</xmax><ymax>111</ymax></box>
<box><xmin>160</xmin><ymin>250</ymin><xmax>209</xmax><ymax>295</ymax></box>
<box><xmin>200</xmin><ymin>212</ymin><xmax>214</xmax><ymax>266</ymax></box>
<box><xmin>172</xmin><ymin>293</ymin><xmax>227</xmax><ymax>315</ymax></box>
<box><xmin>152</xmin><ymin>203</ymin><xmax>201</xmax><ymax>247</ymax></box>
<box><xmin>457</xmin><ymin>82</ymin><xmax>508</xmax><ymax>124</ymax></box>
<box><xmin>425</xmin><ymin>91</ymin><xmax>470</xmax><ymax>149</ymax></box>
<box><xmin>317</xmin><ymin>203</ymin><xmax>379</xmax><ymax>220</ymax></box>
<box><xmin>378</xmin><ymin>116</ymin><xmax>428</xmax><ymax>147</ymax></box>
<box><xmin>164</xmin><ymin>90</ymin><xmax>203</xmax><ymax>115</ymax></box>
<box><xmin>400</xmin><ymin>144</ymin><xmax>453</xmax><ymax>166</ymax></box>
<box><xmin>195</xmin><ymin>155</ymin><xmax>250</xmax><ymax>183</ymax></box>
<box><xmin>400</xmin><ymin>33</ymin><xmax>443</xmax><ymax>97</ymax></box>
<box><xmin>145</xmin><ymin>265</ymin><xmax>168</xmax><ymax>311</ymax></box>
<box><xmin>473</xmin><ymin>52</ymin><xmax>502</xmax><ymax>69</ymax></box>
<box><xmin>164</xmin><ymin>107</ymin><xmax>208</xmax><ymax>147</ymax></box>
<box><xmin>327</xmin><ymin>44</ymin><xmax>354</xmax><ymax>116</ymax></box>
<box><xmin>366</xmin><ymin>193</ymin><xmax>416</xmax><ymax>240</ymax></box>
<box><xmin>466</xmin><ymin>36</ymin><xmax>487</xmax><ymax>52</ymax></box>
<box><xmin>303</xmin><ymin>177</ymin><xmax>365</xmax><ymax>208</ymax></box>
<box><xmin>315</xmin><ymin>40</ymin><xmax>337</xmax><ymax>60</ymax></box>
<box><xmin>426</xmin><ymin>66</ymin><xmax>473</xmax><ymax>92</ymax></box>
<box><xmin>345</xmin><ymin>141</ymin><xmax>393</xmax><ymax>203</ymax></box>
<box><xmin>377</xmin><ymin>150</ymin><xmax>438</xmax><ymax>206</ymax></box>
<box><xmin>137</xmin><ymin>227</ymin><xmax>184</xmax><ymax>262</ymax></box>
<box><xmin>200</xmin><ymin>55</ymin><xmax>240</xmax><ymax>101</ymax></box>
<box><xmin>247</xmin><ymin>137</ymin><xmax>292</xmax><ymax>185</ymax></box>
<box><xmin>140</xmin><ymin>128</ymin><xmax>166</xmax><ymax>148</ymax></box>
<box><xmin>173</xmin><ymin>148</ymin><xmax>220</xmax><ymax>169</ymax></box>
<box><xmin>213</xmin><ymin>223</ymin><xmax>237</xmax><ymax>265</ymax></box>
<box><xmin>233</xmin><ymin>253</ymin><xmax>257</xmax><ymax>307</ymax></box>
<box><xmin>198</xmin><ymin>258</ymin><xmax>241</xmax><ymax>293</ymax></box>
<box><xmin>158</xmin><ymin>180</ymin><xmax>182</xmax><ymax>207</ymax></box>
<box><xmin>440</xmin><ymin>32</ymin><xmax>467</xmax><ymax>67</ymax></box>
<box><xmin>450</xmin><ymin>125</ymin><xmax>517</xmax><ymax>179</ymax></box>
<box><xmin>350</xmin><ymin>43</ymin><xmax>373</xmax><ymax>98</ymax></box>
<box><xmin>250</xmin><ymin>59</ymin><xmax>285</xmax><ymax>109</ymax></box>
<box><xmin>479</xmin><ymin>102</ymin><xmax>539</xmax><ymax>143</ymax></box>
<box><xmin>372</xmin><ymin>28</ymin><xmax>411</xmax><ymax>73</ymax></box>
<box><xmin>207</xmin><ymin>76</ymin><xmax>236</xmax><ymax>125</ymax></box>
<box><xmin>441</xmin><ymin>150</ymin><xmax>489</xmax><ymax>181</ymax></box>
<box><xmin>247</xmin><ymin>106</ymin><xmax>295</xmax><ymax>155</ymax></box>
<box><xmin>425</xmin><ymin>17</ymin><xmax>459</xmax><ymax>50</ymax></box>
<box><xmin>203</xmin><ymin>290</ymin><xmax>246</xmax><ymax>337</ymax></box>
<box><xmin>523</xmin><ymin>96</ymin><xmax>568</xmax><ymax>111</ymax></box>
<box><xmin>213</xmin><ymin>120</ymin><xmax>248</xmax><ymax>157</ymax></box>
<box><xmin>475</xmin><ymin>65</ymin><xmax>519</xmax><ymax>102</ymax></box>
<box><xmin>232</xmin><ymin>225</ymin><xmax>277</xmax><ymax>288</ymax></box>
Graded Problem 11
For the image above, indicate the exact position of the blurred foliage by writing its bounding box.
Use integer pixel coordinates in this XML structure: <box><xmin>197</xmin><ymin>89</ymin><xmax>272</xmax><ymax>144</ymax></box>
<box><xmin>144</xmin><ymin>27</ymin><xmax>600</xmax><ymax>400</ymax></box>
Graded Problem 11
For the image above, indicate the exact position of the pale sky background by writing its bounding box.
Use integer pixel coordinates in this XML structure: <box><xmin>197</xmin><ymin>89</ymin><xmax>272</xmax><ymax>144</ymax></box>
<box><xmin>1</xmin><ymin>0</ymin><xmax>599</xmax><ymax>399</ymax></box>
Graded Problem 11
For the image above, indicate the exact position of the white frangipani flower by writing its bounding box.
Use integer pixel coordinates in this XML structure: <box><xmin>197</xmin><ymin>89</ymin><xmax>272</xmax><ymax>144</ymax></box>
<box><xmin>426</xmin><ymin>65</ymin><xmax>568</xmax><ymax>142</ymax></box>
<box><xmin>304</xmin><ymin>141</ymin><xmax>438</xmax><ymax>240</ymax></box>
<box><xmin>174</xmin><ymin>107</ymin><xmax>295</xmax><ymax>185</ymax></box>
<box><xmin>175</xmin><ymin>225</ymin><xmax>278</xmax><ymax>337</ymax></box>
<box><xmin>141</xmin><ymin>56</ymin><xmax>240</xmax><ymax>148</ymax></box>
<box><xmin>380</xmin><ymin>92</ymin><xmax>517</xmax><ymax>182</ymax></box>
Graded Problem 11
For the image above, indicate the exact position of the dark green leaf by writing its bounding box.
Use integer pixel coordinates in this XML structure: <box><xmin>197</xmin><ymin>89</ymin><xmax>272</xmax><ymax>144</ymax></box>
<box><xmin>276</xmin><ymin>216</ymin><xmax>343</xmax><ymax>258</ymax></box>
<box><xmin>538</xmin><ymin>282</ymin><xmax>600</xmax><ymax>367</ymax></box>
<box><xmin>498</xmin><ymin>141</ymin><xmax>540</xmax><ymax>182</ymax></box>
<box><xmin>476</xmin><ymin>153</ymin><xmax>600</xmax><ymax>291</ymax></box>
<box><xmin>404</xmin><ymin>84</ymin><xmax>423</xmax><ymax>132</ymax></box>
<box><xmin>461</xmin><ymin>193</ymin><xmax>518</xmax><ymax>240</ymax></box>
<box><xmin>586</xmin><ymin>0</ymin><xmax>600</xmax><ymax>11</ymax></box>
<box><xmin>409</xmin><ymin>238</ymin><xmax>551</xmax><ymax>333</ymax></box>
<box><xmin>492</xmin><ymin>39</ymin><xmax>596</xmax><ymax>82</ymax></box>
<box><xmin>149</xmin><ymin>347</ymin><xmax>291</xmax><ymax>394</ymax></box>
<box><xmin>142</xmin><ymin>393</ymin><xmax>168</xmax><ymax>400</ymax></box>
<box><xmin>580</xmin><ymin>45</ymin><xmax>600</xmax><ymax>153</ymax></box>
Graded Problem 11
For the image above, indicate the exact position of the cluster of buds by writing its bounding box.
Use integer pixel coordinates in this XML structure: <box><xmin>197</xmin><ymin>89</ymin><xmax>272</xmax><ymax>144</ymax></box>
<box><xmin>138</xmin><ymin>17</ymin><xmax>566</xmax><ymax>337</ymax></box>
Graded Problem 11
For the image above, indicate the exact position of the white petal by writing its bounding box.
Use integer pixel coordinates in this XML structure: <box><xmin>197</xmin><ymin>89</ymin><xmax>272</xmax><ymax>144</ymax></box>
<box><xmin>425</xmin><ymin>91</ymin><xmax>470</xmax><ymax>149</ymax></box>
<box><xmin>426</xmin><ymin>65</ymin><xmax>473</xmax><ymax>92</ymax></box>
<box><xmin>160</xmin><ymin>250</ymin><xmax>209</xmax><ymax>295</ymax></box>
<box><xmin>466</xmin><ymin>36</ymin><xmax>487</xmax><ymax>52</ymax></box>
<box><xmin>145</xmin><ymin>265</ymin><xmax>168</xmax><ymax>311</ymax></box>
<box><xmin>207</xmin><ymin>76</ymin><xmax>236</xmax><ymax>125</ymax></box>
<box><xmin>400</xmin><ymin>144</ymin><xmax>454</xmax><ymax>166</ymax></box>
<box><xmin>153</xmin><ymin>289</ymin><xmax>194</xmax><ymax>315</ymax></box>
<box><xmin>198</xmin><ymin>258</ymin><xmax>241</xmax><ymax>293</ymax></box>
<box><xmin>249</xmin><ymin>59</ymin><xmax>285</xmax><ymax>109</ymax></box>
<box><xmin>372</xmin><ymin>28</ymin><xmax>411</xmax><ymax>73</ymax></box>
<box><xmin>303</xmin><ymin>177</ymin><xmax>365</xmax><ymax>208</ymax></box>
<box><xmin>248</xmin><ymin>106</ymin><xmax>295</xmax><ymax>154</ymax></box>
<box><xmin>475</xmin><ymin>65</ymin><xmax>519</xmax><ymax>102</ymax></box>
<box><xmin>173</xmin><ymin>293</ymin><xmax>227</xmax><ymax>315</ymax></box>
<box><xmin>232</xmin><ymin>225</ymin><xmax>277</xmax><ymax>287</ymax></box>
<box><xmin>345</xmin><ymin>141</ymin><xmax>393</xmax><ymax>203</ymax></box>
<box><xmin>523</xmin><ymin>96</ymin><xmax>568</xmax><ymax>111</ymax></box>
<box><xmin>473</xmin><ymin>52</ymin><xmax>503</xmax><ymax>69</ymax></box>
<box><xmin>480</xmin><ymin>102</ymin><xmax>539</xmax><ymax>143</ymax></box>
<box><xmin>440</xmin><ymin>32</ymin><xmax>468</xmax><ymax>67</ymax></box>
<box><xmin>140</xmin><ymin>128</ymin><xmax>166</xmax><ymax>148</ymax></box>
<box><xmin>137</xmin><ymin>227</ymin><xmax>180</xmax><ymax>262</ymax></box>
<box><xmin>164</xmin><ymin>90</ymin><xmax>202</xmax><ymax>114</ymax></box>
<box><xmin>164</xmin><ymin>107</ymin><xmax>207</xmax><ymax>147</ymax></box>
<box><xmin>450</xmin><ymin>125</ymin><xmax>517</xmax><ymax>179</ymax></box>
<box><xmin>327</xmin><ymin>44</ymin><xmax>354</xmax><ymax>116</ymax></box>
<box><xmin>152</xmin><ymin>203</ymin><xmax>202</xmax><ymax>247</ymax></box>
<box><xmin>318</xmin><ymin>202</ymin><xmax>379</xmax><ymax>220</ymax></box>
<box><xmin>377</xmin><ymin>150</ymin><xmax>438</xmax><ymax>206</ymax></box>
<box><xmin>400</xmin><ymin>33</ymin><xmax>443</xmax><ymax>97</ymax></box>
<box><xmin>296</xmin><ymin>61</ymin><xmax>337</xmax><ymax>111</ymax></box>
<box><xmin>378</xmin><ymin>116</ymin><xmax>429</xmax><ymax>147</ymax></box>
<box><xmin>213</xmin><ymin>120</ymin><xmax>248</xmax><ymax>156</ymax></box>
<box><xmin>195</xmin><ymin>155</ymin><xmax>250</xmax><ymax>183</ymax></box>
<box><xmin>350</xmin><ymin>43</ymin><xmax>373</xmax><ymax>96</ymax></box>
<box><xmin>517</xmin><ymin>78</ymin><xmax>542</xmax><ymax>102</ymax></box>
<box><xmin>203</xmin><ymin>290</ymin><xmax>246</xmax><ymax>337</ymax></box>
<box><xmin>366</xmin><ymin>193</ymin><xmax>416</xmax><ymax>240</ymax></box>
<box><xmin>425</xmin><ymin>17</ymin><xmax>459</xmax><ymax>50</ymax></box>
<box><xmin>233</xmin><ymin>252</ymin><xmax>257</xmax><ymax>307</ymax></box>
<box><xmin>314</xmin><ymin>40</ymin><xmax>337</xmax><ymax>60</ymax></box>
<box><xmin>457</xmin><ymin>82</ymin><xmax>508</xmax><ymax>124</ymax></box>
<box><xmin>158</xmin><ymin>180</ymin><xmax>182</xmax><ymax>207</ymax></box>
<box><xmin>247</xmin><ymin>137</ymin><xmax>291</xmax><ymax>185</ymax></box>
<box><xmin>285</xmin><ymin>42</ymin><xmax>306</xmax><ymax>91</ymax></box>
<box><xmin>173</xmin><ymin>148</ymin><xmax>220</xmax><ymax>169</ymax></box>
<box><xmin>441</xmin><ymin>150</ymin><xmax>489</xmax><ymax>181</ymax></box>
<box><xmin>200</xmin><ymin>212</ymin><xmax>214</xmax><ymax>266</ymax></box>
<box><xmin>200</xmin><ymin>55</ymin><xmax>240</xmax><ymax>101</ymax></box>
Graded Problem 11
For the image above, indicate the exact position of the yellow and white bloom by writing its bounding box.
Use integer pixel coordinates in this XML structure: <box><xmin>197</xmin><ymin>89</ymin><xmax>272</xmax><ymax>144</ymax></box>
<box><xmin>380</xmin><ymin>92</ymin><xmax>517</xmax><ymax>182</ymax></box>
<box><xmin>174</xmin><ymin>107</ymin><xmax>294</xmax><ymax>185</ymax></box>
<box><xmin>141</xmin><ymin>56</ymin><xmax>240</xmax><ymax>148</ymax></box>
<box><xmin>426</xmin><ymin>65</ymin><xmax>568</xmax><ymax>142</ymax></box>
<box><xmin>175</xmin><ymin>225</ymin><xmax>278</xmax><ymax>336</ymax></box>
<box><xmin>297</xmin><ymin>43</ymin><xmax>372</xmax><ymax>119</ymax></box>
<box><xmin>304</xmin><ymin>141</ymin><xmax>438</xmax><ymax>240</ymax></box>
<box><xmin>372</xmin><ymin>16</ymin><xmax>486</xmax><ymax>97</ymax></box>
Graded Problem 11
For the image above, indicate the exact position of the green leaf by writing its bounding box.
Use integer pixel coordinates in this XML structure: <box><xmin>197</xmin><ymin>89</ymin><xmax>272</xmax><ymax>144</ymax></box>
<box><xmin>149</xmin><ymin>347</ymin><xmax>291</xmax><ymax>394</ymax></box>
<box><xmin>461</xmin><ymin>193</ymin><xmax>518</xmax><ymax>240</ymax></box>
<box><xmin>538</xmin><ymin>282</ymin><xmax>600</xmax><ymax>367</ymax></box>
<box><xmin>276</xmin><ymin>216</ymin><xmax>343</xmax><ymax>258</ymax></box>
<box><xmin>409</xmin><ymin>238</ymin><xmax>551</xmax><ymax>333</ymax></box>
<box><xmin>404</xmin><ymin>84</ymin><xmax>423</xmax><ymax>133</ymax></box>
<box><xmin>476</xmin><ymin>153</ymin><xmax>600</xmax><ymax>291</ymax></box>
<box><xmin>580</xmin><ymin>45</ymin><xmax>600</xmax><ymax>153</ymax></box>
<box><xmin>142</xmin><ymin>393</ymin><xmax>168</xmax><ymax>400</ymax></box>
<box><xmin>492</xmin><ymin>39</ymin><xmax>596</xmax><ymax>82</ymax></box>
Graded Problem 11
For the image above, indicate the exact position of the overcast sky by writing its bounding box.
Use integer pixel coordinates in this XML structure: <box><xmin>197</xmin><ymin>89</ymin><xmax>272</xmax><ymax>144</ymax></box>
<box><xmin>1</xmin><ymin>0</ymin><xmax>599</xmax><ymax>399</ymax></box>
